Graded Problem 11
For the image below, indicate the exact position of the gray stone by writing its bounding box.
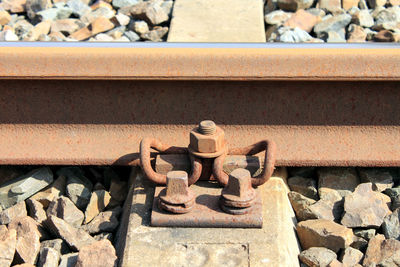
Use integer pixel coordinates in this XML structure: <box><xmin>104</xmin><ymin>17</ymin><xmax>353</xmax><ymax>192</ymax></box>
<box><xmin>374</xmin><ymin>7</ymin><xmax>400</xmax><ymax>30</ymax></box>
<box><xmin>341</xmin><ymin>183</ymin><xmax>391</xmax><ymax>228</ymax></box>
<box><xmin>378</xmin><ymin>253</ymin><xmax>400</xmax><ymax>267</ymax></box>
<box><xmin>30</xmin><ymin>175</ymin><xmax>66</xmax><ymax>209</ymax></box>
<box><xmin>161</xmin><ymin>0</ymin><xmax>173</xmax><ymax>16</ymax></box>
<box><xmin>351</xmin><ymin>236</ymin><xmax>368</xmax><ymax>251</ymax></box>
<box><xmin>353</xmin><ymin>228</ymin><xmax>376</xmax><ymax>241</ymax></box>
<box><xmin>359</xmin><ymin>168</ymin><xmax>394</xmax><ymax>192</ymax></box>
<box><xmin>382</xmin><ymin>208</ymin><xmax>400</xmax><ymax>240</ymax></box>
<box><xmin>26</xmin><ymin>199</ymin><xmax>46</xmax><ymax>223</ymax></box>
<box><xmin>277</xmin><ymin>0</ymin><xmax>314</xmax><ymax>11</ymax></box>
<box><xmin>384</xmin><ymin>187</ymin><xmax>400</xmax><ymax>211</ymax></box>
<box><xmin>66</xmin><ymin>0</ymin><xmax>91</xmax><ymax>17</ymax></box>
<box><xmin>0</xmin><ymin>227</ymin><xmax>17</xmax><ymax>267</ymax></box>
<box><xmin>340</xmin><ymin>247</ymin><xmax>363</xmax><ymax>266</ymax></box>
<box><xmin>66</xmin><ymin>174</ymin><xmax>93</xmax><ymax>210</ymax></box>
<box><xmin>112</xmin><ymin>0</ymin><xmax>138</xmax><ymax>8</ymax></box>
<box><xmin>82</xmin><ymin>206</ymin><xmax>121</xmax><ymax>234</ymax></box>
<box><xmin>265</xmin><ymin>10</ymin><xmax>293</xmax><ymax>25</ymax></box>
<box><xmin>47</xmin><ymin>196</ymin><xmax>84</xmax><ymax>228</ymax></box>
<box><xmin>0</xmin><ymin>30</ymin><xmax>19</xmax><ymax>41</ymax></box>
<box><xmin>131</xmin><ymin>20</ymin><xmax>149</xmax><ymax>35</ymax></box>
<box><xmin>288</xmin><ymin>176</ymin><xmax>318</xmax><ymax>200</ymax></box>
<box><xmin>115</xmin><ymin>13</ymin><xmax>130</xmax><ymax>26</ymax></box>
<box><xmin>38</xmin><ymin>247</ymin><xmax>60</xmax><ymax>267</ymax></box>
<box><xmin>40</xmin><ymin>239</ymin><xmax>70</xmax><ymax>256</ymax></box>
<box><xmin>26</xmin><ymin>0</ymin><xmax>52</xmax><ymax>19</ymax></box>
<box><xmin>306</xmin><ymin>8</ymin><xmax>326</xmax><ymax>18</ymax></box>
<box><xmin>45</xmin><ymin>215</ymin><xmax>95</xmax><ymax>251</ymax></box>
<box><xmin>278</xmin><ymin>26</ymin><xmax>313</xmax><ymax>42</ymax></box>
<box><xmin>0</xmin><ymin>201</ymin><xmax>27</xmax><ymax>225</ymax></box>
<box><xmin>0</xmin><ymin>167</ymin><xmax>53</xmax><ymax>210</ymax></box>
<box><xmin>109</xmin><ymin>176</ymin><xmax>128</xmax><ymax>203</ymax></box>
<box><xmin>319</xmin><ymin>0</ymin><xmax>341</xmax><ymax>14</ymax></box>
<box><xmin>75</xmin><ymin>240</ymin><xmax>117</xmax><ymax>267</ymax></box>
<box><xmin>59</xmin><ymin>253</ymin><xmax>78</xmax><ymax>267</ymax></box>
<box><xmin>37</xmin><ymin>6</ymin><xmax>73</xmax><ymax>21</ymax></box>
<box><xmin>94</xmin><ymin>232</ymin><xmax>114</xmax><ymax>243</ymax></box>
<box><xmin>314</xmin><ymin>15</ymin><xmax>352</xmax><ymax>39</ymax></box>
<box><xmin>325</xmin><ymin>31</ymin><xmax>346</xmax><ymax>42</ymax></box>
<box><xmin>308</xmin><ymin>195</ymin><xmax>344</xmax><ymax>222</ymax></box>
<box><xmin>288</xmin><ymin>191</ymin><xmax>316</xmax><ymax>221</ymax></box>
<box><xmin>299</xmin><ymin>247</ymin><xmax>337</xmax><ymax>267</ymax></box>
<box><xmin>81</xmin><ymin>7</ymin><xmax>115</xmax><ymax>24</ymax></box>
<box><xmin>141</xmin><ymin>26</ymin><xmax>168</xmax><ymax>41</ymax></box>
<box><xmin>143</xmin><ymin>0</ymin><xmax>170</xmax><ymax>25</ymax></box>
<box><xmin>352</xmin><ymin>9</ymin><xmax>374</xmax><ymax>28</ymax></box>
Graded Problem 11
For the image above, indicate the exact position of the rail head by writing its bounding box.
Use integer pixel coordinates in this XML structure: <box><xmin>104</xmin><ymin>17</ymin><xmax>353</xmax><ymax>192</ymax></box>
<box><xmin>0</xmin><ymin>42</ymin><xmax>399</xmax><ymax>81</ymax></box>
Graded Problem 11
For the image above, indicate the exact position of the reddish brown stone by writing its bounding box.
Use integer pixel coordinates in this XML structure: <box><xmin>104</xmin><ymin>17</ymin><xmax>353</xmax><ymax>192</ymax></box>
<box><xmin>75</xmin><ymin>240</ymin><xmax>117</xmax><ymax>267</ymax></box>
<box><xmin>284</xmin><ymin>9</ymin><xmax>320</xmax><ymax>33</ymax></box>
<box><xmin>363</xmin><ymin>234</ymin><xmax>400</xmax><ymax>265</ymax></box>
<box><xmin>374</xmin><ymin>30</ymin><xmax>395</xmax><ymax>42</ymax></box>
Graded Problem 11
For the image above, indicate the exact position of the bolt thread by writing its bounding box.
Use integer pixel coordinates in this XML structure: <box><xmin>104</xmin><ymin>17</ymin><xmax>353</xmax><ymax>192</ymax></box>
<box><xmin>199</xmin><ymin>120</ymin><xmax>216</xmax><ymax>135</ymax></box>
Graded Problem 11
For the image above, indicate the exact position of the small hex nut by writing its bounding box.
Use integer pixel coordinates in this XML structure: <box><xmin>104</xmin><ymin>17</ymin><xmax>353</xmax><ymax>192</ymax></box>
<box><xmin>189</xmin><ymin>126</ymin><xmax>225</xmax><ymax>153</ymax></box>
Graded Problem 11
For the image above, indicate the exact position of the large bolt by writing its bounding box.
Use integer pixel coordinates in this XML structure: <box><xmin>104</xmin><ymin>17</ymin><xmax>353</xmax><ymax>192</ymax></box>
<box><xmin>158</xmin><ymin>171</ymin><xmax>195</xmax><ymax>214</ymax></box>
<box><xmin>220</xmin><ymin>168</ymin><xmax>256</xmax><ymax>215</ymax></box>
<box><xmin>189</xmin><ymin>120</ymin><xmax>226</xmax><ymax>157</ymax></box>
<box><xmin>199</xmin><ymin>120</ymin><xmax>216</xmax><ymax>135</ymax></box>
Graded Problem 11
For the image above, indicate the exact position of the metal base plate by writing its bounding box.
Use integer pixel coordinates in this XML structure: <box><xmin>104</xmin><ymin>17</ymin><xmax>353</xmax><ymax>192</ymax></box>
<box><xmin>151</xmin><ymin>181</ymin><xmax>262</xmax><ymax>228</ymax></box>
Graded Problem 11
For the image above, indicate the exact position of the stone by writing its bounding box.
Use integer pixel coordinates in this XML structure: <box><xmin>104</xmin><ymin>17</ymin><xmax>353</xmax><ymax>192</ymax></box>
<box><xmin>0</xmin><ymin>201</ymin><xmax>27</xmax><ymax>225</ymax></box>
<box><xmin>26</xmin><ymin>199</ymin><xmax>46</xmax><ymax>224</ymax></box>
<box><xmin>59</xmin><ymin>253</ymin><xmax>78</xmax><ymax>267</ymax></box>
<box><xmin>363</xmin><ymin>234</ymin><xmax>400</xmax><ymax>266</ymax></box>
<box><xmin>379</xmin><ymin>253</ymin><xmax>400</xmax><ymax>266</ymax></box>
<box><xmin>91</xmin><ymin>16</ymin><xmax>115</xmax><ymax>35</ymax></box>
<box><xmin>40</xmin><ymin>239</ymin><xmax>69</xmax><ymax>256</ymax></box>
<box><xmin>65</xmin><ymin>174</ymin><xmax>93</xmax><ymax>210</ymax></box>
<box><xmin>350</xmin><ymin>236</ymin><xmax>368</xmax><ymax>251</ymax></box>
<box><xmin>327</xmin><ymin>259</ymin><xmax>344</xmax><ymax>267</ymax></box>
<box><xmin>319</xmin><ymin>0</ymin><xmax>342</xmax><ymax>13</ymax></box>
<box><xmin>288</xmin><ymin>167</ymin><xmax>316</xmax><ymax>178</ymax></box>
<box><xmin>308</xmin><ymin>194</ymin><xmax>344</xmax><ymax>222</ymax></box>
<box><xmin>143</xmin><ymin>0</ymin><xmax>169</xmax><ymax>25</ymax></box>
<box><xmin>94</xmin><ymin>232</ymin><xmax>114</xmax><ymax>242</ymax></box>
<box><xmin>13</xmin><ymin>19</ymin><xmax>34</xmax><ymax>39</ymax></box>
<box><xmin>299</xmin><ymin>247</ymin><xmax>337</xmax><ymax>267</ymax></box>
<box><xmin>347</xmin><ymin>24</ymin><xmax>367</xmax><ymax>42</ymax></box>
<box><xmin>142</xmin><ymin>26</ymin><xmax>168</xmax><ymax>41</ymax></box>
<box><xmin>278</xmin><ymin>26</ymin><xmax>313</xmax><ymax>42</ymax></box>
<box><xmin>47</xmin><ymin>196</ymin><xmax>84</xmax><ymax>228</ymax></box>
<box><xmin>288</xmin><ymin>176</ymin><xmax>318</xmax><ymax>199</ymax></box>
<box><xmin>124</xmin><ymin>30</ymin><xmax>140</xmax><ymax>41</ymax></box>
<box><xmin>84</xmin><ymin>190</ymin><xmax>111</xmax><ymax>224</ymax></box>
<box><xmin>66</xmin><ymin>0</ymin><xmax>91</xmax><ymax>17</ymax></box>
<box><xmin>365</xmin><ymin>28</ymin><xmax>378</xmax><ymax>40</ymax></box>
<box><xmin>343</xmin><ymin>0</ymin><xmax>359</xmax><ymax>10</ymax></box>
<box><xmin>92</xmin><ymin>33</ymin><xmax>114</xmax><ymax>41</ymax></box>
<box><xmin>278</xmin><ymin>0</ymin><xmax>314</xmax><ymax>11</ymax></box>
<box><xmin>0</xmin><ymin>0</ymin><xmax>27</xmax><ymax>13</ymax></box>
<box><xmin>167</xmin><ymin>0</ymin><xmax>266</xmax><ymax>42</ymax></box>
<box><xmin>0</xmin><ymin>29</ymin><xmax>19</xmax><ymax>41</ymax></box>
<box><xmin>341</xmin><ymin>183</ymin><xmax>391</xmax><ymax>228</ymax></box>
<box><xmin>382</xmin><ymin>207</ymin><xmax>400</xmax><ymax>240</ymax></box>
<box><xmin>317</xmin><ymin>168</ymin><xmax>358</xmax><ymax>198</ymax></box>
<box><xmin>384</xmin><ymin>187</ymin><xmax>400</xmax><ymax>210</ymax></box>
<box><xmin>265</xmin><ymin>10</ymin><xmax>292</xmax><ymax>25</ymax></box>
<box><xmin>367</xmin><ymin>0</ymin><xmax>386</xmax><ymax>8</ymax></box>
<box><xmin>340</xmin><ymin>247</ymin><xmax>363</xmax><ymax>266</ymax></box>
<box><xmin>115</xmin><ymin>13</ymin><xmax>130</xmax><ymax>26</ymax></box>
<box><xmin>81</xmin><ymin>6</ymin><xmax>115</xmax><ymax>24</ymax></box>
<box><xmin>112</xmin><ymin>0</ymin><xmax>138</xmax><ymax>8</ymax></box>
<box><xmin>75</xmin><ymin>240</ymin><xmax>117</xmax><ymax>267</ymax></box>
<box><xmin>109</xmin><ymin>176</ymin><xmax>128</xmax><ymax>203</ymax></box>
<box><xmin>288</xmin><ymin>191</ymin><xmax>316</xmax><ymax>221</ymax></box>
<box><xmin>132</xmin><ymin>20</ymin><xmax>149</xmax><ymax>35</ymax></box>
<box><xmin>0</xmin><ymin>167</ymin><xmax>53</xmax><ymax>210</ymax></box>
<box><xmin>359</xmin><ymin>168</ymin><xmax>394</xmax><ymax>192</ymax></box>
<box><xmin>8</xmin><ymin>216</ymin><xmax>41</xmax><ymax>265</ymax></box>
<box><xmin>37</xmin><ymin>6</ymin><xmax>73</xmax><ymax>20</ymax></box>
<box><xmin>374</xmin><ymin>30</ymin><xmax>396</xmax><ymax>42</ymax></box>
<box><xmin>24</xmin><ymin>20</ymin><xmax>51</xmax><ymax>41</ymax></box>
<box><xmin>296</xmin><ymin>219</ymin><xmax>354</xmax><ymax>253</ymax></box>
<box><xmin>353</xmin><ymin>228</ymin><xmax>376</xmax><ymax>241</ymax></box>
<box><xmin>69</xmin><ymin>27</ymin><xmax>92</xmax><ymax>40</ymax></box>
<box><xmin>389</xmin><ymin>0</ymin><xmax>400</xmax><ymax>5</ymax></box>
<box><xmin>91</xmin><ymin>1</ymin><xmax>113</xmax><ymax>10</ymax></box>
<box><xmin>30</xmin><ymin>175</ymin><xmax>66</xmax><ymax>209</ymax></box>
<box><xmin>38</xmin><ymin>247</ymin><xmax>59</xmax><ymax>267</ymax></box>
<box><xmin>82</xmin><ymin>206</ymin><xmax>121</xmax><ymax>234</ymax></box>
<box><xmin>51</xmin><ymin>19</ymin><xmax>84</xmax><ymax>35</ymax></box>
<box><xmin>324</xmin><ymin>31</ymin><xmax>346</xmax><ymax>42</ymax></box>
<box><xmin>0</xmin><ymin>228</ymin><xmax>17</xmax><ymax>267</ymax></box>
<box><xmin>352</xmin><ymin>9</ymin><xmax>374</xmax><ymax>28</ymax></box>
<box><xmin>13</xmin><ymin>264</ymin><xmax>36</xmax><ymax>267</ymax></box>
<box><xmin>45</xmin><ymin>215</ymin><xmax>95</xmax><ymax>251</ymax></box>
<box><xmin>0</xmin><ymin>167</ymin><xmax>24</xmax><ymax>187</ymax></box>
<box><xmin>0</xmin><ymin>11</ymin><xmax>11</xmax><ymax>26</ymax></box>
<box><xmin>284</xmin><ymin>10</ymin><xmax>320</xmax><ymax>33</ymax></box>
<box><xmin>26</xmin><ymin>0</ymin><xmax>52</xmax><ymax>19</ymax></box>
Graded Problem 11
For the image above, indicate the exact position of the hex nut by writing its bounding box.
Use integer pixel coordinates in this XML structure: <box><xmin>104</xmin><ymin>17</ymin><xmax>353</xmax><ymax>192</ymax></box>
<box><xmin>189</xmin><ymin>126</ymin><xmax>225</xmax><ymax>153</ymax></box>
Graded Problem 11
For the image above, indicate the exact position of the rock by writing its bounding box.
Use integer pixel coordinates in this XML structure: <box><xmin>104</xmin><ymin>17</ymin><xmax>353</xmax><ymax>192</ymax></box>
<box><xmin>66</xmin><ymin>0</ymin><xmax>91</xmax><ymax>17</ymax></box>
<box><xmin>340</xmin><ymin>247</ymin><xmax>363</xmax><ymax>266</ymax></box>
<box><xmin>82</xmin><ymin>206</ymin><xmax>121</xmax><ymax>234</ymax></box>
<box><xmin>265</xmin><ymin>10</ymin><xmax>292</xmax><ymax>25</ymax></box>
<box><xmin>0</xmin><ymin>228</ymin><xmax>17</xmax><ymax>267</ymax></box>
<box><xmin>284</xmin><ymin>9</ymin><xmax>320</xmax><ymax>33</ymax></box>
<box><xmin>347</xmin><ymin>24</ymin><xmax>367</xmax><ymax>42</ymax></box>
<box><xmin>389</xmin><ymin>0</ymin><xmax>400</xmax><ymax>5</ymax></box>
<box><xmin>0</xmin><ymin>167</ymin><xmax>24</xmax><ymax>187</ymax></box>
<box><xmin>24</xmin><ymin>20</ymin><xmax>51</xmax><ymax>41</ymax></box>
<box><xmin>132</xmin><ymin>20</ymin><xmax>149</xmax><ymax>35</ymax></box>
<box><xmin>69</xmin><ymin>26</ymin><xmax>92</xmax><ymax>40</ymax></box>
<box><xmin>141</xmin><ymin>26</ymin><xmax>168</xmax><ymax>41</ymax></box>
<box><xmin>112</xmin><ymin>0</ymin><xmax>138</xmax><ymax>8</ymax></box>
<box><xmin>94</xmin><ymin>232</ymin><xmax>114</xmax><ymax>242</ymax></box>
<box><xmin>353</xmin><ymin>228</ymin><xmax>376</xmax><ymax>241</ymax></box>
<box><xmin>319</xmin><ymin>0</ymin><xmax>341</xmax><ymax>13</ymax></box>
<box><xmin>0</xmin><ymin>0</ymin><xmax>27</xmax><ymax>13</ymax></box>
<box><xmin>8</xmin><ymin>216</ymin><xmax>41</xmax><ymax>265</ymax></box>
<box><xmin>109</xmin><ymin>176</ymin><xmax>128</xmax><ymax>203</ymax></box>
<box><xmin>327</xmin><ymin>259</ymin><xmax>344</xmax><ymax>267</ymax></box>
<box><xmin>358</xmin><ymin>0</ymin><xmax>368</xmax><ymax>8</ymax></box>
<box><xmin>382</xmin><ymin>207</ymin><xmax>400</xmax><ymax>240</ymax></box>
<box><xmin>0</xmin><ymin>201</ymin><xmax>27</xmax><ymax>225</ymax></box>
<box><xmin>367</xmin><ymin>0</ymin><xmax>386</xmax><ymax>8</ymax></box>
<box><xmin>13</xmin><ymin>19</ymin><xmax>34</xmax><ymax>39</ymax></box>
<box><xmin>365</xmin><ymin>28</ymin><xmax>378</xmax><ymax>40</ymax></box>
<box><xmin>65</xmin><ymin>174</ymin><xmax>93</xmax><ymax>210</ymax></box>
<box><xmin>13</xmin><ymin>264</ymin><xmax>36</xmax><ymax>267</ymax></box>
<box><xmin>26</xmin><ymin>0</ymin><xmax>52</xmax><ymax>19</ymax></box>
<box><xmin>84</xmin><ymin>190</ymin><xmax>111</xmax><ymax>224</ymax></box>
<box><xmin>47</xmin><ymin>196</ymin><xmax>84</xmax><ymax>228</ymax></box>
<box><xmin>288</xmin><ymin>176</ymin><xmax>318</xmax><ymax>200</ymax></box>
<box><xmin>26</xmin><ymin>199</ymin><xmax>46</xmax><ymax>223</ymax></box>
<box><xmin>75</xmin><ymin>240</ymin><xmax>117</xmax><ymax>267</ymax></box>
<box><xmin>379</xmin><ymin>253</ymin><xmax>400</xmax><ymax>266</ymax></box>
<box><xmin>115</xmin><ymin>13</ymin><xmax>130</xmax><ymax>26</ymax></box>
<box><xmin>374</xmin><ymin>7</ymin><xmax>400</xmax><ymax>28</ymax></box>
<box><xmin>299</xmin><ymin>247</ymin><xmax>337</xmax><ymax>267</ymax></box>
<box><xmin>277</xmin><ymin>0</ymin><xmax>313</xmax><ymax>11</ymax></box>
<box><xmin>0</xmin><ymin>11</ymin><xmax>12</xmax><ymax>26</ymax></box>
<box><xmin>308</xmin><ymin>193</ymin><xmax>344</xmax><ymax>222</ymax></box>
<box><xmin>0</xmin><ymin>29</ymin><xmax>19</xmax><ymax>41</ymax></box>
<box><xmin>91</xmin><ymin>16</ymin><xmax>115</xmax><ymax>35</ymax></box>
<box><xmin>352</xmin><ymin>9</ymin><xmax>374</xmax><ymax>28</ymax></box>
<box><xmin>40</xmin><ymin>239</ymin><xmax>69</xmax><ymax>256</ymax></box>
<box><xmin>92</xmin><ymin>33</ymin><xmax>114</xmax><ymax>41</ymax></box>
<box><xmin>81</xmin><ymin>6</ymin><xmax>116</xmax><ymax>24</ymax></box>
<box><xmin>265</xmin><ymin>0</ymin><xmax>279</xmax><ymax>14</ymax></box>
<box><xmin>278</xmin><ymin>26</ymin><xmax>313</xmax><ymax>42</ymax></box>
<box><xmin>45</xmin><ymin>215</ymin><xmax>95</xmax><ymax>251</ymax></box>
<box><xmin>363</xmin><ymin>234</ymin><xmax>400</xmax><ymax>266</ymax></box>
<box><xmin>288</xmin><ymin>167</ymin><xmax>317</xmax><ymax>178</ymax></box>
<box><xmin>317</xmin><ymin>168</ymin><xmax>358</xmax><ymax>198</ymax></box>
<box><xmin>324</xmin><ymin>30</ymin><xmax>346</xmax><ymax>42</ymax></box>
<box><xmin>0</xmin><ymin>167</ymin><xmax>53</xmax><ymax>210</ymax></box>
<box><xmin>38</xmin><ymin>247</ymin><xmax>59</xmax><ymax>267</ymax></box>
<box><xmin>30</xmin><ymin>175</ymin><xmax>66</xmax><ymax>209</ymax></box>
<box><xmin>374</xmin><ymin>30</ymin><xmax>395</xmax><ymax>42</ymax></box>
<box><xmin>51</xmin><ymin>19</ymin><xmax>85</xmax><ymax>36</ymax></box>
<box><xmin>59</xmin><ymin>253</ymin><xmax>78</xmax><ymax>267</ymax></box>
<box><xmin>124</xmin><ymin>30</ymin><xmax>140</xmax><ymax>41</ymax></box>
<box><xmin>350</xmin><ymin>236</ymin><xmax>368</xmax><ymax>251</ymax></box>
<box><xmin>341</xmin><ymin>183</ymin><xmax>391</xmax><ymax>228</ymax></box>
<box><xmin>143</xmin><ymin>0</ymin><xmax>169</xmax><ymax>25</ymax></box>
<box><xmin>384</xmin><ymin>187</ymin><xmax>400</xmax><ymax>210</ymax></box>
<box><xmin>288</xmin><ymin>191</ymin><xmax>316</xmax><ymax>221</ymax></box>
<box><xmin>359</xmin><ymin>168</ymin><xmax>394</xmax><ymax>192</ymax></box>
<box><xmin>36</xmin><ymin>6</ymin><xmax>73</xmax><ymax>21</ymax></box>
<box><xmin>296</xmin><ymin>219</ymin><xmax>354</xmax><ymax>253</ymax></box>
<box><xmin>343</xmin><ymin>0</ymin><xmax>359</xmax><ymax>10</ymax></box>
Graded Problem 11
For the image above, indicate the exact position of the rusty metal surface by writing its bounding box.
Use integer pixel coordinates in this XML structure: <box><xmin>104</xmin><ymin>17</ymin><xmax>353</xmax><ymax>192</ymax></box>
<box><xmin>151</xmin><ymin>182</ymin><xmax>263</xmax><ymax>228</ymax></box>
<box><xmin>0</xmin><ymin>44</ymin><xmax>400</xmax><ymax>80</ymax></box>
<box><xmin>0</xmin><ymin>80</ymin><xmax>399</xmax><ymax>166</ymax></box>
